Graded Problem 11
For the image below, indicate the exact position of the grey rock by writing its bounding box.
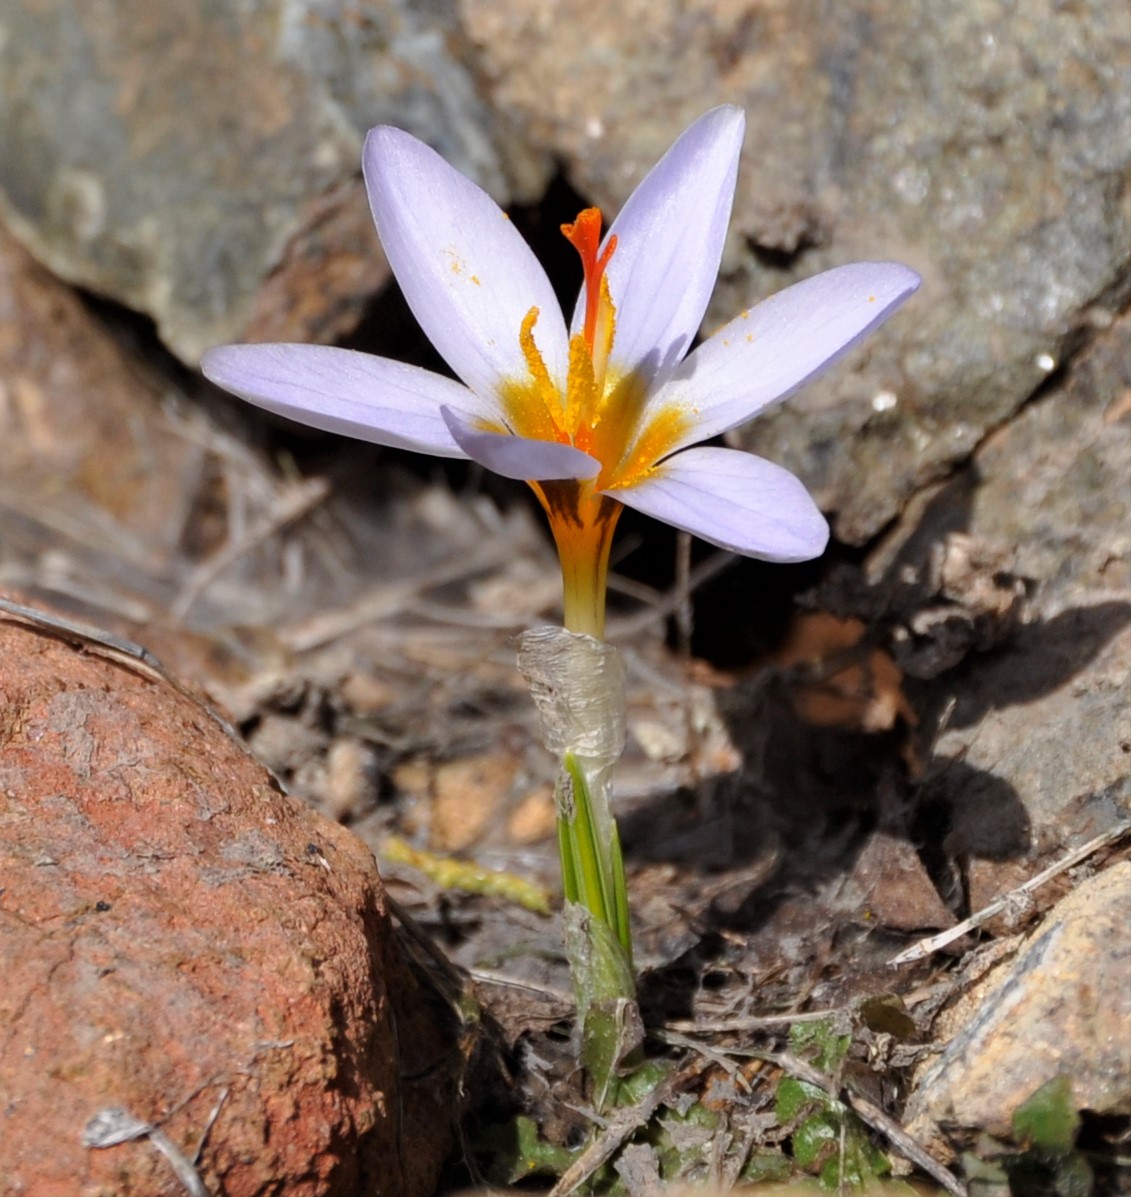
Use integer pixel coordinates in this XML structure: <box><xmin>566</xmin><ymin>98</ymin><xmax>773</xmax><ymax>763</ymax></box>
<box><xmin>822</xmin><ymin>306</ymin><xmax>1130</xmax><ymax>966</ymax></box>
<box><xmin>462</xmin><ymin>0</ymin><xmax>1131</xmax><ymax>541</ymax></box>
<box><xmin>936</xmin><ymin>606</ymin><xmax>1130</xmax><ymax>870</ymax></box>
<box><xmin>0</xmin><ymin>0</ymin><xmax>526</xmax><ymax>362</ymax></box>
<box><xmin>961</xmin><ymin>305</ymin><xmax>1131</xmax><ymax>612</ymax></box>
<box><xmin>3</xmin><ymin>0</ymin><xmax>1128</xmax><ymax>548</ymax></box>
<box><xmin>906</xmin><ymin>862</ymin><xmax>1131</xmax><ymax>1146</ymax></box>
<box><xmin>903</xmin><ymin>306</ymin><xmax>1131</xmax><ymax>886</ymax></box>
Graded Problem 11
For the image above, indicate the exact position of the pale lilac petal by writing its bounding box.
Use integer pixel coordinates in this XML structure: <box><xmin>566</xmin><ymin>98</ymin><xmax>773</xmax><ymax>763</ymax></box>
<box><xmin>650</xmin><ymin>262</ymin><xmax>921</xmax><ymax>453</ymax></box>
<box><xmin>441</xmin><ymin>407</ymin><xmax>600</xmax><ymax>482</ymax></box>
<box><xmin>364</xmin><ymin>127</ymin><xmax>569</xmax><ymax>399</ymax></box>
<box><xmin>605</xmin><ymin>446</ymin><xmax>828</xmax><ymax>561</ymax></box>
<box><xmin>574</xmin><ymin>106</ymin><xmax>745</xmax><ymax>386</ymax></box>
<box><xmin>201</xmin><ymin>343</ymin><xmax>481</xmax><ymax>457</ymax></box>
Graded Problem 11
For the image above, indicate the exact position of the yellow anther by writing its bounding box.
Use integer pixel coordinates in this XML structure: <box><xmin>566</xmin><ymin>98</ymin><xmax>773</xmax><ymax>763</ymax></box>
<box><xmin>506</xmin><ymin>306</ymin><xmax>569</xmax><ymax>443</ymax></box>
<box><xmin>519</xmin><ymin>307</ymin><xmax>554</xmax><ymax>396</ymax></box>
<box><xmin>565</xmin><ymin>334</ymin><xmax>597</xmax><ymax>444</ymax></box>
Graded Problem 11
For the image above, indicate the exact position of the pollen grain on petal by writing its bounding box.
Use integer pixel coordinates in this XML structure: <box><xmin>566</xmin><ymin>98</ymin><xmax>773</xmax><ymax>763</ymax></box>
<box><xmin>473</xmin><ymin>415</ymin><xmax>510</xmax><ymax>435</ymax></box>
<box><xmin>605</xmin><ymin>402</ymin><xmax>692</xmax><ymax>491</ymax></box>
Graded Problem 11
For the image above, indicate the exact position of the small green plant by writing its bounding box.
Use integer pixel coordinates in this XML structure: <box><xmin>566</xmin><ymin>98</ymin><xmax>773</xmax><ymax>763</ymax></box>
<box><xmin>1009</xmin><ymin>1075</ymin><xmax>1093</xmax><ymax>1197</ymax></box>
<box><xmin>789</xmin><ymin>1018</ymin><xmax>853</xmax><ymax>1073</ymax></box>
<box><xmin>962</xmin><ymin>1076</ymin><xmax>1094</xmax><ymax>1197</ymax></box>
<box><xmin>774</xmin><ymin>1020</ymin><xmax>892</xmax><ymax>1191</ymax></box>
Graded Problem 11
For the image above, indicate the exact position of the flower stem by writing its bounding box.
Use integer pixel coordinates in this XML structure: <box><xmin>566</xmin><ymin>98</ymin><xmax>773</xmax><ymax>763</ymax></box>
<box><xmin>532</xmin><ymin>485</ymin><xmax>622</xmax><ymax>639</ymax></box>
<box><xmin>516</xmin><ymin>625</ymin><xmax>640</xmax><ymax>1111</ymax></box>
<box><xmin>559</xmin><ymin>533</ymin><xmax>611</xmax><ymax>639</ymax></box>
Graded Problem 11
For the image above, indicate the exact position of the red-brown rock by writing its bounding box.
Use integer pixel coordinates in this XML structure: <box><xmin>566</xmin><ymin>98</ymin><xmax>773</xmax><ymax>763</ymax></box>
<box><xmin>0</xmin><ymin>609</ymin><xmax>455</xmax><ymax>1196</ymax></box>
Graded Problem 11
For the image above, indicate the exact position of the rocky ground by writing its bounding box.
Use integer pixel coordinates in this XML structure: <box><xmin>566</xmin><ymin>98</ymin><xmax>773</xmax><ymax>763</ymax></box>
<box><xmin>0</xmin><ymin>2</ymin><xmax>1129</xmax><ymax>1195</ymax></box>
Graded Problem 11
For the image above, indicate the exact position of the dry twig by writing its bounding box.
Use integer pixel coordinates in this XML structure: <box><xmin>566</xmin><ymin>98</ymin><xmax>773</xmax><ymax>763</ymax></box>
<box><xmin>889</xmin><ymin>817</ymin><xmax>1131</xmax><ymax>966</ymax></box>
<box><xmin>84</xmin><ymin>1107</ymin><xmax>212</xmax><ymax>1197</ymax></box>
<box><xmin>171</xmin><ymin>476</ymin><xmax>329</xmax><ymax>620</ymax></box>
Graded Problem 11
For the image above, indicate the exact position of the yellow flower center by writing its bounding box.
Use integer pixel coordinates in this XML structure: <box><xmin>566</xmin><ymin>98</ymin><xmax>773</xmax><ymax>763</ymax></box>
<box><xmin>498</xmin><ymin>209</ymin><xmax>689</xmax><ymax>493</ymax></box>
<box><xmin>493</xmin><ymin>208</ymin><xmax>691</xmax><ymax>637</ymax></box>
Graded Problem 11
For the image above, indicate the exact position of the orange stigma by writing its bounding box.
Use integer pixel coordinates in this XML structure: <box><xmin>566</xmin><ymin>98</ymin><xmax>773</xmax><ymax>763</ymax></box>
<box><xmin>561</xmin><ymin>208</ymin><xmax>617</xmax><ymax>353</ymax></box>
<box><xmin>494</xmin><ymin>206</ymin><xmax>689</xmax><ymax>638</ymax></box>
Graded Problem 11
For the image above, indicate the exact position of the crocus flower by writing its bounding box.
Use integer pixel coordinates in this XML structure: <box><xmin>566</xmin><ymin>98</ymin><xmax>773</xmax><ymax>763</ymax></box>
<box><xmin>203</xmin><ymin>106</ymin><xmax>919</xmax><ymax>637</ymax></box>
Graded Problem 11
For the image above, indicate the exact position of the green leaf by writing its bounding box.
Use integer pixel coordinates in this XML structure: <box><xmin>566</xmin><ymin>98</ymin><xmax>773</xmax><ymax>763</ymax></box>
<box><xmin>792</xmin><ymin>1111</ymin><xmax>838</xmax><ymax>1167</ymax></box>
<box><xmin>776</xmin><ymin>1076</ymin><xmax>828</xmax><ymax>1123</ymax></box>
<box><xmin>614</xmin><ymin>1057</ymin><xmax>668</xmax><ymax>1106</ymax></box>
<box><xmin>478</xmin><ymin>1114</ymin><xmax>575</xmax><ymax>1184</ymax></box>
<box><xmin>858</xmin><ymin>993</ymin><xmax>918</xmax><ymax>1039</ymax></box>
<box><xmin>789</xmin><ymin>1017</ymin><xmax>852</xmax><ymax>1071</ymax></box>
<box><xmin>562</xmin><ymin>902</ymin><xmax>640</xmax><ymax>1111</ymax></box>
<box><xmin>562</xmin><ymin>754</ymin><xmax>613</xmax><ymax>926</ymax></box>
<box><xmin>1012</xmin><ymin>1075</ymin><xmax>1081</xmax><ymax>1155</ymax></box>
<box><xmin>812</xmin><ymin>1118</ymin><xmax>891</xmax><ymax>1190</ymax></box>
